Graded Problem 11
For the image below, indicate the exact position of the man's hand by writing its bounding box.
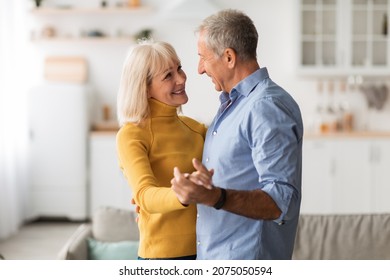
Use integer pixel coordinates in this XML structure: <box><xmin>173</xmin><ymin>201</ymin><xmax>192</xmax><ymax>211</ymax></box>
<box><xmin>171</xmin><ymin>160</ymin><xmax>220</xmax><ymax>207</ymax></box>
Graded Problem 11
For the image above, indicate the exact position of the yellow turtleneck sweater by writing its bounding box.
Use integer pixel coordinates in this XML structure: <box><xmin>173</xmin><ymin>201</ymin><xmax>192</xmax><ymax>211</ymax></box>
<box><xmin>116</xmin><ymin>98</ymin><xmax>206</xmax><ymax>258</ymax></box>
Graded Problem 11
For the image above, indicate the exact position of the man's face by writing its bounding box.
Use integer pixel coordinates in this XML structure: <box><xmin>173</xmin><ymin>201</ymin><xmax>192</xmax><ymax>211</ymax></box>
<box><xmin>197</xmin><ymin>32</ymin><xmax>227</xmax><ymax>92</ymax></box>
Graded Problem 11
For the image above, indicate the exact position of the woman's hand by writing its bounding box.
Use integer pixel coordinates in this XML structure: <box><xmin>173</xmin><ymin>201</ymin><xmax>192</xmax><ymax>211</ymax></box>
<box><xmin>130</xmin><ymin>198</ymin><xmax>140</xmax><ymax>223</ymax></box>
<box><xmin>184</xmin><ymin>158</ymin><xmax>214</xmax><ymax>190</ymax></box>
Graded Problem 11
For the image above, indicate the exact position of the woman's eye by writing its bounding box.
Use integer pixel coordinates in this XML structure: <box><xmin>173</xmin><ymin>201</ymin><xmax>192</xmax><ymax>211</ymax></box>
<box><xmin>178</xmin><ymin>65</ymin><xmax>183</xmax><ymax>71</ymax></box>
<box><xmin>164</xmin><ymin>72</ymin><xmax>172</xmax><ymax>79</ymax></box>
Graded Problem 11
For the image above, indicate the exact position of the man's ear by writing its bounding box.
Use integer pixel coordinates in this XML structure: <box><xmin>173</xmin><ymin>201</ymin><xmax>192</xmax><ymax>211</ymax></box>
<box><xmin>224</xmin><ymin>48</ymin><xmax>236</xmax><ymax>68</ymax></box>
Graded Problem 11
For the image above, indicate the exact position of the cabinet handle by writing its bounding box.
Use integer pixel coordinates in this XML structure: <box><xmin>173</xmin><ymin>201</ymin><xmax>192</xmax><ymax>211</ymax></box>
<box><xmin>375</xmin><ymin>146</ymin><xmax>381</xmax><ymax>163</ymax></box>
<box><xmin>330</xmin><ymin>159</ymin><xmax>336</xmax><ymax>176</ymax></box>
<box><xmin>29</xmin><ymin>130</ymin><xmax>34</xmax><ymax>141</ymax></box>
<box><xmin>370</xmin><ymin>145</ymin><xmax>381</xmax><ymax>163</ymax></box>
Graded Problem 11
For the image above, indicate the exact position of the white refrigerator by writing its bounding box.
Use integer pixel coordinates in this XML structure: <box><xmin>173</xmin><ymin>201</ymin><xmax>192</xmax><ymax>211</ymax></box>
<box><xmin>27</xmin><ymin>83</ymin><xmax>90</xmax><ymax>221</ymax></box>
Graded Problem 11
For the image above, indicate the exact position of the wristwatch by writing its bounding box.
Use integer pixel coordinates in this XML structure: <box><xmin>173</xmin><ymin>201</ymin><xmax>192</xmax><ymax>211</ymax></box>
<box><xmin>213</xmin><ymin>187</ymin><xmax>227</xmax><ymax>210</ymax></box>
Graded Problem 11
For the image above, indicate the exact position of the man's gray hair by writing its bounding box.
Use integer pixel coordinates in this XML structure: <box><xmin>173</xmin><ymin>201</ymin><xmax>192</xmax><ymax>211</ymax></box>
<box><xmin>196</xmin><ymin>9</ymin><xmax>258</xmax><ymax>61</ymax></box>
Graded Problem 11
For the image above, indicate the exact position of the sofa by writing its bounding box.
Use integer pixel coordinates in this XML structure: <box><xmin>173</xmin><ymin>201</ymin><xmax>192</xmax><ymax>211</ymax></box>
<box><xmin>57</xmin><ymin>206</ymin><xmax>139</xmax><ymax>260</ymax></box>
<box><xmin>293</xmin><ymin>213</ymin><xmax>390</xmax><ymax>259</ymax></box>
<box><xmin>58</xmin><ymin>206</ymin><xmax>390</xmax><ymax>260</ymax></box>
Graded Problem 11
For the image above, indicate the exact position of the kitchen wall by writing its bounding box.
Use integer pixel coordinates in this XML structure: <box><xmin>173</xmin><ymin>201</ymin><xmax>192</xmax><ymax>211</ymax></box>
<box><xmin>27</xmin><ymin>0</ymin><xmax>390</xmax><ymax>130</ymax></box>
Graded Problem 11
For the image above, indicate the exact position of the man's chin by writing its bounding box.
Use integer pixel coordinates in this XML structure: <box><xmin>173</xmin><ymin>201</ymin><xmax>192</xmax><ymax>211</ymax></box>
<box><xmin>213</xmin><ymin>85</ymin><xmax>222</xmax><ymax>92</ymax></box>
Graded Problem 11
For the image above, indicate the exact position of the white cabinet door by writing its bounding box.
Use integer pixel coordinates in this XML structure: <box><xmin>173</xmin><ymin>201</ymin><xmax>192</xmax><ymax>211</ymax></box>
<box><xmin>28</xmin><ymin>84</ymin><xmax>89</xmax><ymax>221</ymax></box>
<box><xmin>301</xmin><ymin>137</ymin><xmax>386</xmax><ymax>214</ymax></box>
<box><xmin>301</xmin><ymin>139</ymin><xmax>335</xmax><ymax>214</ymax></box>
<box><xmin>349</xmin><ymin>0</ymin><xmax>389</xmax><ymax>70</ymax></box>
<box><xmin>371</xmin><ymin>139</ymin><xmax>390</xmax><ymax>213</ymax></box>
<box><xmin>331</xmin><ymin>139</ymin><xmax>372</xmax><ymax>213</ymax></box>
<box><xmin>89</xmin><ymin>133</ymin><xmax>134</xmax><ymax>217</ymax></box>
<box><xmin>298</xmin><ymin>0</ymin><xmax>341</xmax><ymax>74</ymax></box>
<box><xmin>298</xmin><ymin>0</ymin><xmax>390</xmax><ymax>76</ymax></box>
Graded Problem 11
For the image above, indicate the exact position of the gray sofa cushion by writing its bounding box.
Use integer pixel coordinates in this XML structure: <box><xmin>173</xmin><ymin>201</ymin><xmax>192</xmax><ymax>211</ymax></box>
<box><xmin>92</xmin><ymin>206</ymin><xmax>139</xmax><ymax>242</ymax></box>
<box><xmin>57</xmin><ymin>223</ymin><xmax>92</xmax><ymax>260</ymax></box>
<box><xmin>293</xmin><ymin>214</ymin><xmax>390</xmax><ymax>260</ymax></box>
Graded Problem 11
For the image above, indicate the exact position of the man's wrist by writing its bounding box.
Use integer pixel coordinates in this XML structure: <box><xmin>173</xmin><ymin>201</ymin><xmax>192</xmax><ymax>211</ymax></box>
<box><xmin>213</xmin><ymin>187</ymin><xmax>227</xmax><ymax>210</ymax></box>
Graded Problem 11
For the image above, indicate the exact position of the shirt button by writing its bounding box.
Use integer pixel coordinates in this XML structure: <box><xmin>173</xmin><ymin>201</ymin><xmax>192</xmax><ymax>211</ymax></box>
<box><xmin>205</xmin><ymin>158</ymin><xmax>209</xmax><ymax>162</ymax></box>
<box><xmin>212</xmin><ymin>131</ymin><xmax>217</xmax><ymax>135</ymax></box>
<box><xmin>197</xmin><ymin>241</ymin><xmax>201</xmax><ymax>246</ymax></box>
<box><xmin>197</xmin><ymin>214</ymin><xmax>199</xmax><ymax>218</ymax></box>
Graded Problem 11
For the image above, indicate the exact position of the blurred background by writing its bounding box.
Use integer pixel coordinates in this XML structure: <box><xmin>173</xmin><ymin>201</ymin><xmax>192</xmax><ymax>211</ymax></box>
<box><xmin>1</xmin><ymin>0</ymin><xmax>390</xmax><ymax>258</ymax></box>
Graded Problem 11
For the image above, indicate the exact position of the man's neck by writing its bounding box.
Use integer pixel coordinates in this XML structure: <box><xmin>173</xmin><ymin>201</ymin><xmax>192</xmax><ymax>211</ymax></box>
<box><xmin>227</xmin><ymin>60</ymin><xmax>260</xmax><ymax>94</ymax></box>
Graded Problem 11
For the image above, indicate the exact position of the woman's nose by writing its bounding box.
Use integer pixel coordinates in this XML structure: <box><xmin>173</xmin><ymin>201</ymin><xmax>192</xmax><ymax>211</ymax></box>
<box><xmin>176</xmin><ymin>71</ymin><xmax>186</xmax><ymax>84</ymax></box>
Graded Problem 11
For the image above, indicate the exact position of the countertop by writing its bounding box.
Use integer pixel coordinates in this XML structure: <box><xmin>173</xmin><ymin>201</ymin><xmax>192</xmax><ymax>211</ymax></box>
<box><xmin>304</xmin><ymin>131</ymin><xmax>390</xmax><ymax>138</ymax></box>
<box><xmin>89</xmin><ymin>123</ymin><xmax>390</xmax><ymax>139</ymax></box>
<box><xmin>90</xmin><ymin>121</ymin><xmax>119</xmax><ymax>135</ymax></box>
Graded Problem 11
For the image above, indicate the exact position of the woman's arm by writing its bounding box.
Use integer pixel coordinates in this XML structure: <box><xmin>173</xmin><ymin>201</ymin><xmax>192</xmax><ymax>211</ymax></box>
<box><xmin>117</xmin><ymin>124</ymin><xmax>187</xmax><ymax>214</ymax></box>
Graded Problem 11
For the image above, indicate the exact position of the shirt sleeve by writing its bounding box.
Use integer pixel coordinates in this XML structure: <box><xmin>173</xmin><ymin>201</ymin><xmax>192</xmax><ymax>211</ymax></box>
<box><xmin>247</xmin><ymin>97</ymin><xmax>302</xmax><ymax>224</ymax></box>
<box><xmin>116</xmin><ymin>123</ymin><xmax>186</xmax><ymax>214</ymax></box>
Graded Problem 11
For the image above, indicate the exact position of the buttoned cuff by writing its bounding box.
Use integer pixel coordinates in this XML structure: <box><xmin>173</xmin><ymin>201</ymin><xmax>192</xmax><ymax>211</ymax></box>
<box><xmin>261</xmin><ymin>181</ymin><xmax>295</xmax><ymax>225</ymax></box>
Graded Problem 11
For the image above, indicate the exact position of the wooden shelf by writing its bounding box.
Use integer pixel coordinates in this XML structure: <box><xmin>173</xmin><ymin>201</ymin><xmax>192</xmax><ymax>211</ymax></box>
<box><xmin>30</xmin><ymin>6</ymin><xmax>152</xmax><ymax>15</ymax></box>
<box><xmin>31</xmin><ymin>37</ymin><xmax>135</xmax><ymax>44</ymax></box>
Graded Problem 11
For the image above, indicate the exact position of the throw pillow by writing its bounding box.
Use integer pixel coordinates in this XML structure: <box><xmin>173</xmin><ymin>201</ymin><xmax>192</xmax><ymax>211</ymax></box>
<box><xmin>87</xmin><ymin>238</ymin><xmax>139</xmax><ymax>260</ymax></box>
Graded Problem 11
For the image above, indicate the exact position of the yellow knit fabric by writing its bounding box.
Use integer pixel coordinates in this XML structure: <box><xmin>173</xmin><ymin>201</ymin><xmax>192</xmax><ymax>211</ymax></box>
<box><xmin>116</xmin><ymin>98</ymin><xmax>206</xmax><ymax>258</ymax></box>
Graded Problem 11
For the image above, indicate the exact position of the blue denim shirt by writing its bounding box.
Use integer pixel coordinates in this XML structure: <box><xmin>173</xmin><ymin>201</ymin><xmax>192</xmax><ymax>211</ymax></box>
<box><xmin>196</xmin><ymin>67</ymin><xmax>303</xmax><ymax>260</ymax></box>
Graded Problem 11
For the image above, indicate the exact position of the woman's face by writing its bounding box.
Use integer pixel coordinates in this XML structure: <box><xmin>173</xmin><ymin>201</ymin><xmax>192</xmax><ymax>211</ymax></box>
<box><xmin>148</xmin><ymin>61</ymin><xmax>188</xmax><ymax>107</ymax></box>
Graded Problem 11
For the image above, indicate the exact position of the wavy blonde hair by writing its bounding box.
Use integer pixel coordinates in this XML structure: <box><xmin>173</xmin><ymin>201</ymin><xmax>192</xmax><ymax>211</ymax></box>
<box><xmin>117</xmin><ymin>41</ymin><xmax>181</xmax><ymax>126</ymax></box>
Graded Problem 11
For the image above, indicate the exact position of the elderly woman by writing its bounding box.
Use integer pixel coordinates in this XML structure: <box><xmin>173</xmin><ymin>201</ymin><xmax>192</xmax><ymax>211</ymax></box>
<box><xmin>116</xmin><ymin>41</ymin><xmax>206</xmax><ymax>260</ymax></box>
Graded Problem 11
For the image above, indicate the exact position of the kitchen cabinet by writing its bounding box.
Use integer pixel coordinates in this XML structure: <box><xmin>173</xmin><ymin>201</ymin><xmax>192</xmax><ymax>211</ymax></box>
<box><xmin>27</xmin><ymin>84</ymin><xmax>89</xmax><ymax>221</ymax></box>
<box><xmin>330</xmin><ymin>139</ymin><xmax>372</xmax><ymax>213</ymax></box>
<box><xmin>299</xmin><ymin>0</ymin><xmax>340</xmax><ymax>71</ymax></box>
<box><xmin>298</xmin><ymin>0</ymin><xmax>390</xmax><ymax>76</ymax></box>
<box><xmin>89</xmin><ymin>132</ymin><xmax>134</xmax><ymax>217</ymax></box>
<box><xmin>301</xmin><ymin>139</ymin><xmax>335</xmax><ymax>213</ymax></box>
<box><xmin>371</xmin><ymin>139</ymin><xmax>390</xmax><ymax>212</ymax></box>
<box><xmin>301</xmin><ymin>135</ymin><xmax>390</xmax><ymax>214</ymax></box>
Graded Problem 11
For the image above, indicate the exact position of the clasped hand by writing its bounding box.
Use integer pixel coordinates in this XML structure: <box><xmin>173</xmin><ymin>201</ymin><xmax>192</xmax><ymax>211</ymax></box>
<box><xmin>171</xmin><ymin>158</ymin><xmax>215</xmax><ymax>206</ymax></box>
<box><xmin>131</xmin><ymin>158</ymin><xmax>215</xmax><ymax>221</ymax></box>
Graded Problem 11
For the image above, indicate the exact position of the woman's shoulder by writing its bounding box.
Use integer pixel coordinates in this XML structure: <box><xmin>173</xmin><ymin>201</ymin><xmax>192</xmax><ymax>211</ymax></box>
<box><xmin>178</xmin><ymin>116</ymin><xmax>207</xmax><ymax>136</ymax></box>
<box><xmin>117</xmin><ymin>120</ymin><xmax>152</xmax><ymax>142</ymax></box>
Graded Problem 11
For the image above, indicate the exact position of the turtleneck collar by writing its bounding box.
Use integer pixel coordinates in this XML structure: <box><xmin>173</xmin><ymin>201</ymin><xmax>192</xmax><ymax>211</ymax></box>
<box><xmin>149</xmin><ymin>98</ymin><xmax>178</xmax><ymax>117</ymax></box>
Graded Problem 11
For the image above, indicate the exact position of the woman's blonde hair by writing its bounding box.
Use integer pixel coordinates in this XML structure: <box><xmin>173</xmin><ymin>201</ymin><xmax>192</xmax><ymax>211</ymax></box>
<box><xmin>117</xmin><ymin>41</ymin><xmax>181</xmax><ymax>126</ymax></box>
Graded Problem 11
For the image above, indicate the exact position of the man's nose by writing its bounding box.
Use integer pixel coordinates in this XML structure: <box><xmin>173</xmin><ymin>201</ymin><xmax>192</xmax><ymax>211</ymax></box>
<box><xmin>198</xmin><ymin>60</ymin><xmax>205</xmax><ymax>75</ymax></box>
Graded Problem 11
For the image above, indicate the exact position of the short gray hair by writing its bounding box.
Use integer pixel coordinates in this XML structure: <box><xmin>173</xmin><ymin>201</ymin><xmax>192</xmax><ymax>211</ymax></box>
<box><xmin>196</xmin><ymin>9</ymin><xmax>258</xmax><ymax>61</ymax></box>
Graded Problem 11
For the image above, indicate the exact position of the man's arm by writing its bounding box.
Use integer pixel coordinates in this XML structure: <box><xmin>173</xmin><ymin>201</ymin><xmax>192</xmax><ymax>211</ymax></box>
<box><xmin>220</xmin><ymin>188</ymin><xmax>281</xmax><ymax>220</ymax></box>
<box><xmin>171</xmin><ymin>159</ymin><xmax>281</xmax><ymax>220</ymax></box>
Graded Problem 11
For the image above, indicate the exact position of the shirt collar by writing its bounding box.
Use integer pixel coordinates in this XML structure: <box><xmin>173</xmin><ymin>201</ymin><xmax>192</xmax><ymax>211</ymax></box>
<box><xmin>219</xmin><ymin>67</ymin><xmax>269</xmax><ymax>104</ymax></box>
